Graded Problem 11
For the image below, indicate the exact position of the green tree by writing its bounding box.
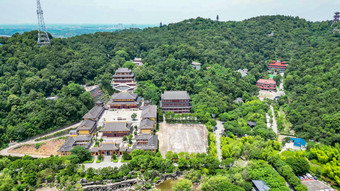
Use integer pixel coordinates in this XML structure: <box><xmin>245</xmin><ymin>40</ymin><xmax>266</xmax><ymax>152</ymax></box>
<box><xmin>131</xmin><ymin>113</ymin><xmax>137</xmax><ymax>121</ymax></box>
<box><xmin>71</xmin><ymin>146</ymin><xmax>91</xmax><ymax>162</ymax></box>
<box><xmin>173</xmin><ymin>179</ymin><xmax>192</xmax><ymax>191</ymax></box>
<box><xmin>201</xmin><ymin>175</ymin><xmax>245</xmax><ymax>191</ymax></box>
<box><xmin>285</xmin><ymin>157</ymin><xmax>310</xmax><ymax>175</ymax></box>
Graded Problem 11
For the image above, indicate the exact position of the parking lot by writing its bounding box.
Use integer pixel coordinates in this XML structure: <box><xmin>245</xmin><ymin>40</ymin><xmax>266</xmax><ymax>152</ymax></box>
<box><xmin>158</xmin><ymin>122</ymin><xmax>208</xmax><ymax>157</ymax></box>
<box><xmin>301</xmin><ymin>180</ymin><xmax>335</xmax><ymax>191</ymax></box>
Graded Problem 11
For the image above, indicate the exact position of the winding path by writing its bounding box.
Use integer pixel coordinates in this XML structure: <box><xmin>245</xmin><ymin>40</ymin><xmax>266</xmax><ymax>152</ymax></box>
<box><xmin>270</xmin><ymin>105</ymin><xmax>278</xmax><ymax>135</ymax></box>
<box><xmin>215</xmin><ymin>120</ymin><xmax>224</xmax><ymax>161</ymax></box>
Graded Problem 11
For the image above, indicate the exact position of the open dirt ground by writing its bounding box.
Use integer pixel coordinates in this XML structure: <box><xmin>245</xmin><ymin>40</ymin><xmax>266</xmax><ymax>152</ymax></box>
<box><xmin>8</xmin><ymin>139</ymin><xmax>65</xmax><ymax>156</ymax></box>
<box><xmin>158</xmin><ymin>122</ymin><xmax>208</xmax><ymax>157</ymax></box>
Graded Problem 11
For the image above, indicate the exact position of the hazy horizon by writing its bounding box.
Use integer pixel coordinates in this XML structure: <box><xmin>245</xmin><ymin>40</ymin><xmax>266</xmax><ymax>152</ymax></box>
<box><xmin>0</xmin><ymin>0</ymin><xmax>339</xmax><ymax>25</ymax></box>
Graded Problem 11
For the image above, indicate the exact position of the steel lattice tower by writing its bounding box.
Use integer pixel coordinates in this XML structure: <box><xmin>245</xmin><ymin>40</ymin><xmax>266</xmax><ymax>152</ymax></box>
<box><xmin>36</xmin><ymin>0</ymin><xmax>50</xmax><ymax>46</ymax></box>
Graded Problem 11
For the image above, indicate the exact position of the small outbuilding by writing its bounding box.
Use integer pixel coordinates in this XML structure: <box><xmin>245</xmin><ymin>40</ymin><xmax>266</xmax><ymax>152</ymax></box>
<box><xmin>290</xmin><ymin>137</ymin><xmax>306</xmax><ymax>148</ymax></box>
<box><xmin>191</xmin><ymin>61</ymin><xmax>202</xmax><ymax>70</ymax></box>
<box><xmin>247</xmin><ymin>121</ymin><xmax>256</xmax><ymax>128</ymax></box>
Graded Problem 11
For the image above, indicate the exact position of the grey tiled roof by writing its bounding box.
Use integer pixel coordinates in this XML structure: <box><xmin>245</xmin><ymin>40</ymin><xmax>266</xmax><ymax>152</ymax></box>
<box><xmin>73</xmin><ymin>135</ymin><xmax>92</xmax><ymax>141</ymax></box>
<box><xmin>140</xmin><ymin>119</ymin><xmax>154</xmax><ymax>130</ymax></box>
<box><xmin>141</xmin><ymin>105</ymin><xmax>157</xmax><ymax>119</ymax></box>
<box><xmin>58</xmin><ymin>135</ymin><xmax>92</xmax><ymax>152</ymax></box>
<box><xmin>83</xmin><ymin>106</ymin><xmax>104</xmax><ymax>120</ymax></box>
<box><xmin>101</xmin><ymin>122</ymin><xmax>131</xmax><ymax>132</ymax></box>
<box><xmin>132</xmin><ymin>135</ymin><xmax>158</xmax><ymax>151</ymax></box>
<box><xmin>100</xmin><ymin>143</ymin><xmax>119</xmax><ymax>151</ymax></box>
<box><xmin>161</xmin><ymin>91</ymin><xmax>190</xmax><ymax>100</ymax></box>
<box><xmin>116</xmin><ymin>68</ymin><xmax>131</xmax><ymax>73</ymax></box>
<box><xmin>111</xmin><ymin>92</ymin><xmax>137</xmax><ymax>100</ymax></box>
<box><xmin>77</xmin><ymin>120</ymin><xmax>96</xmax><ymax>131</ymax></box>
<box><xmin>252</xmin><ymin>180</ymin><xmax>270</xmax><ymax>191</ymax></box>
<box><xmin>135</xmin><ymin>134</ymin><xmax>153</xmax><ymax>140</ymax></box>
<box><xmin>108</xmin><ymin>101</ymin><xmax>140</xmax><ymax>105</ymax></box>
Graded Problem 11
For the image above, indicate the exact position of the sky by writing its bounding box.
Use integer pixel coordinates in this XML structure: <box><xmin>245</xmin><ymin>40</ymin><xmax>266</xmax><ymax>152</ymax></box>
<box><xmin>0</xmin><ymin>0</ymin><xmax>339</xmax><ymax>24</ymax></box>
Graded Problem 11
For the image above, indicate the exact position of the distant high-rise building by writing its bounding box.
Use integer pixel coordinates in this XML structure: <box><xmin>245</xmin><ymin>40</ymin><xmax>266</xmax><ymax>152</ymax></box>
<box><xmin>217</xmin><ymin>15</ymin><xmax>219</xmax><ymax>22</ymax></box>
<box><xmin>36</xmin><ymin>0</ymin><xmax>50</xmax><ymax>46</ymax></box>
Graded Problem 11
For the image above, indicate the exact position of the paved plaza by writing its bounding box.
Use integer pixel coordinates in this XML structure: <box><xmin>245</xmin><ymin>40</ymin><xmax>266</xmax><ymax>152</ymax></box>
<box><xmin>97</xmin><ymin>109</ymin><xmax>142</xmax><ymax>128</ymax></box>
<box><xmin>83</xmin><ymin>156</ymin><xmax>126</xmax><ymax>169</ymax></box>
<box><xmin>158</xmin><ymin>122</ymin><xmax>208</xmax><ymax>156</ymax></box>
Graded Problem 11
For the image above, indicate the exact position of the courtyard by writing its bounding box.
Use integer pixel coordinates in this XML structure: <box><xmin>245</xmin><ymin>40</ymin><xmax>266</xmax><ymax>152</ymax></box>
<box><xmin>97</xmin><ymin>108</ymin><xmax>142</xmax><ymax>128</ymax></box>
<box><xmin>158</xmin><ymin>122</ymin><xmax>208</xmax><ymax>157</ymax></box>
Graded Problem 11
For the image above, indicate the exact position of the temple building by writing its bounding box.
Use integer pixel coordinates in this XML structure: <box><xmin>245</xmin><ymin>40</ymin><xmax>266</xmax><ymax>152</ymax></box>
<box><xmin>108</xmin><ymin>92</ymin><xmax>141</xmax><ymax>109</ymax></box>
<box><xmin>82</xmin><ymin>106</ymin><xmax>104</xmax><ymax>121</ymax></box>
<box><xmin>90</xmin><ymin>142</ymin><xmax>124</xmax><ymax>156</ymax></box>
<box><xmin>129</xmin><ymin>134</ymin><xmax>158</xmax><ymax>152</ymax></box>
<box><xmin>111</xmin><ymin>68</ymin><xmax>136</xmax><ymax>92</ymax></box>
<box><xmin>101</xmin><ymin>122</ymin><xmax>132</xmax><ymax>137</ymax></box>
<box><xmin>256</xmin><ymin>79</ymin><xmax>276</xmax><ymax>90</ymax></box>
<box><xmin>58</xmin><ymin>135</ymin><xmax>92</xmax><ymax>156</ymax></box>
<box><xmin>268</xmin><ymin>60</ymin><xmax>288</xmax><ymax>72</ymax></box>
<box><xmin>141</xmin><ymin>105</ymin><xmax>157</xmax><ymax>122</ymax></box>
<box><xmin>160</xmin><ymin>91</ymin><xmax>191</xmax><ymax>113</ymax></box>
<box><xmin>140</xmin><ymin>119</ymin><xmax>155</xmax><ymax>134</ymax></box>
<box><xmin>132</xmin><ymin>58</ymin><xmax>143</xmax><ymax>66</ymax></box>
<box><xmin>77</xmin><ymin>120</ymin><xmax>97</xmax><ymax>136</ymax></box>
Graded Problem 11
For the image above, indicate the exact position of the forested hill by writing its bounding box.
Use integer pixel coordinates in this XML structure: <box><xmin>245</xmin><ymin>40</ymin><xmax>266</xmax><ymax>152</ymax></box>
<box><xmin>0</xmin><ymin>15</ymin><xmax>339</xmax><ymax>148</ymax></box>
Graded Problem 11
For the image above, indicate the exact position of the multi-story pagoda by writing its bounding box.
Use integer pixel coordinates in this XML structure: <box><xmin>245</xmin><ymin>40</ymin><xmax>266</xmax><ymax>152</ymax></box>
<box><xmin>111</xmin><ymin>68</ymin><xmax>136</xmax><ymax>92</ymax></box>
<box><xmin>160</xmin><ymin>91</ymin><xmax>191</xmax><ymax>113</ymax></box>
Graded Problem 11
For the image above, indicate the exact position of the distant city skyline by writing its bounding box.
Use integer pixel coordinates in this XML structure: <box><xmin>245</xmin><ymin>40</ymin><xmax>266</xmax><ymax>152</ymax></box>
<box><xmin>0</xmin><ymin>0</ymin><xmax>339</xmax><ymax>24</ymax></box>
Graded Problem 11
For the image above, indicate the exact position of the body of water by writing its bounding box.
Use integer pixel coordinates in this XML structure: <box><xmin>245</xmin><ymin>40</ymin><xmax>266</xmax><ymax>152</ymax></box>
<box><xmin>156</xmin><ymin>179</ymin><xmax>201</xmax><ymax>191</ymax></box>
<box><xmin>0</xmin><ymin>24</ymin><xmax>157</xmax><ymax>38</ymax></box>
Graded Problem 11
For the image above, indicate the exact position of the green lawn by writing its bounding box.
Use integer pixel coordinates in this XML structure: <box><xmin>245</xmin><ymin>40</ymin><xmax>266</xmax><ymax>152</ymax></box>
<box><xmin>112</xmin><ymin>158</ymin><xmax>119</xmax><ymax>162</ymax></box>
<box><xmin>96</xmin><ymin>157</ymin><xmax>102</xmax><ymax>163</ymax></box>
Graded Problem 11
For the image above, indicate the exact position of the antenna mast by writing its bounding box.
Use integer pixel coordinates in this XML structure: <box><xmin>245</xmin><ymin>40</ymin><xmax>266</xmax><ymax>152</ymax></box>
<box><xmin>36</xmin><ymin>0</ymin><xmax>50</xmax><ymax>46</ymax></box>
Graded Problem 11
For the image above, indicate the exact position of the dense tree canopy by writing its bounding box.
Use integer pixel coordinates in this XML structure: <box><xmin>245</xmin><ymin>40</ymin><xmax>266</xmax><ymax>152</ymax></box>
<box><xmin>0</xmin><ymin>15</ymin><xmax>338</xmax><ymax>147</ymax></box>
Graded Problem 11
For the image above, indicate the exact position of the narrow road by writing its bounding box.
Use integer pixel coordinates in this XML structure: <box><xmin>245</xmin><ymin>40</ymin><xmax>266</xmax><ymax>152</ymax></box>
<box><xmin>0</xmin><ymin>122</ymin><xmax>81</xmax><ymax>158</ymax></box>
<box><xmin>270</xmin><ymin>105</ymin><xmax>278</xmax><ymax>135</ymax></box>
<box><xmin>279</xmin><ymin>72</ymin><xmax>284</xmax><ymax>90</ymax></box>
<box><xmin>215</xmin><ymin>120</ymin><xmax>224</xmax><ymax>161</ymax></box>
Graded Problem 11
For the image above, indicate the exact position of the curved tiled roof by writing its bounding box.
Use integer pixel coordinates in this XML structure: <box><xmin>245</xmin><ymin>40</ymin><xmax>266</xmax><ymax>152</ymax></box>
<box><xmin>161</xmin><ymin>91</ymin><xmax>190</xmax><ymax>100</ymax></box>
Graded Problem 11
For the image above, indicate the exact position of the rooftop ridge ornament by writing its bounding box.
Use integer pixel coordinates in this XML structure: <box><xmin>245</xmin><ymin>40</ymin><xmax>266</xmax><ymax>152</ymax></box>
<box><xmin>36</xmin><ymin>0</ymin><xmax>51</xmax><ymax>46</ymax></box>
